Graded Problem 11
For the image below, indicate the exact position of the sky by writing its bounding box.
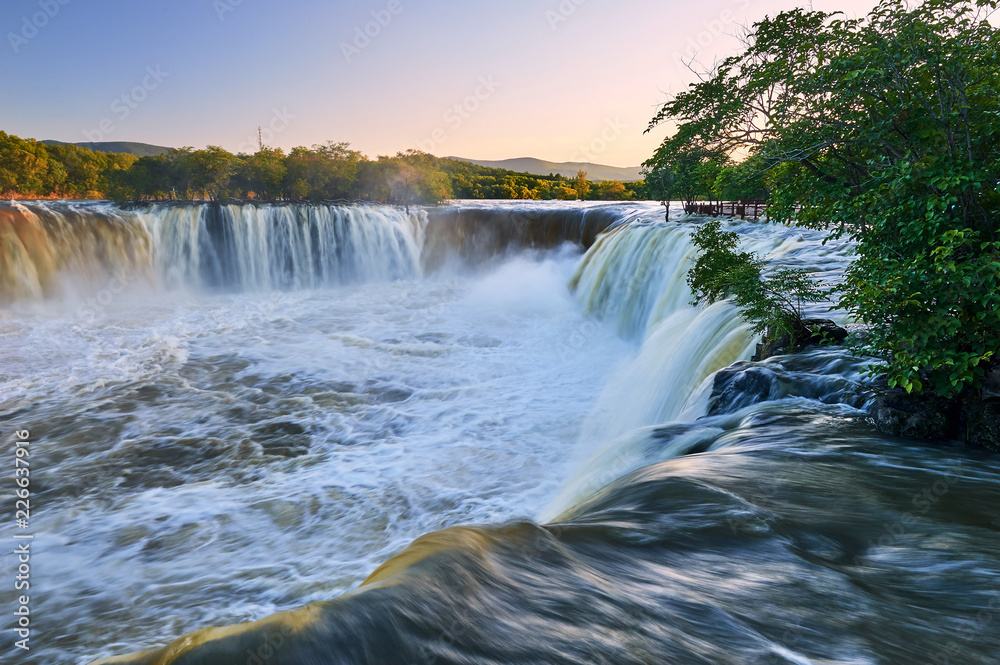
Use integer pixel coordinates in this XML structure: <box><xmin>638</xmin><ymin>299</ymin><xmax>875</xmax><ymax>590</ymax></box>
<box><xmin>1</xmin><ymin>0</ymin><xmax>881</xmax><ymax>167</ymax></box>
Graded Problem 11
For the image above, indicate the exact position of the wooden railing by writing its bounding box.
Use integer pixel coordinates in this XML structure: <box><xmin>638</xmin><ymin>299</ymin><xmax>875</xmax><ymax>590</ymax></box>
<box><xmin>683</xmin><ymin>200</ymin><xmax>769</xmax><ymax>220</ymax></box>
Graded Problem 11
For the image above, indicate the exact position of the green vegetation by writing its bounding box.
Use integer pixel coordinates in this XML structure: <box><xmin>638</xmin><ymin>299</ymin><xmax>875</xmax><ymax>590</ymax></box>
<box><xmin>644</xmin><ymin>151</ymin><xmax>769</xmax><ymax>216</ymax></box>
<box><xmin>1</xmin><ymin>131</ymin><xmax>137</xmax><ymax>198</ymax></box>
<box><xmin>689</xmin><ymin>221</ymin><xmax>823</xmax><ymax>341</ymax></box>
<box><xmin>1</xmin><ymin>133</ymin><xmax>647</xmax><ymax>204</ymax></box>
<box><xmin>442</xmin><ymin>160</ymin><xmax>643</xmax><ymax>201</ymax></box>
<box><xmin>41</xmin><ymin>140</ymin><xmax>171</xmax><ymax>158</ymax></box>
<box><xmin>648</xmin><ymin>0</ymin><xmax>1000</xmax><ymax>397</ymax></box>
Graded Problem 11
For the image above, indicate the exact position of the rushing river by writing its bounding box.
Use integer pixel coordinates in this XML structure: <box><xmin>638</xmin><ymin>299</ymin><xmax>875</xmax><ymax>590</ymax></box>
<box><xmin>0</xmin><ymin>201</ymin><xmax>997</xmax><ymax>665</ymax></box>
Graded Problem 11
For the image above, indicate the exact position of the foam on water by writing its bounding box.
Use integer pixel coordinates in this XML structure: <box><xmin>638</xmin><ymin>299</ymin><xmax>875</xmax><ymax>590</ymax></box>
<box><xmin>0</xmin><ymin>231</ymin><xmax>633</xmax><ymax>663</ymax></box>
<box><xmin>0</xmin><ymin>201</ymin><xmax>872</xmax><ymax>665</ymax></box>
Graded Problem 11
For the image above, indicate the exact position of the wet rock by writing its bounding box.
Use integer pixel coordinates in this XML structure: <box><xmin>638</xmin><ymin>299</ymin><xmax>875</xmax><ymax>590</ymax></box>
<box><xmin>709</xmin><ymin>350</ymin><xmax>871</xmax><ymax>416</ymax></box>
<box><xmin>962</xmin><ymin>396</ymin><xmax>1000</xmax><ymax>453</ymax></box>
<box><xmin>868</xmin><ymin>390</ymin><xmax>959</xmax><ymax>441</ymax></box>
<box><xmin>708</xmin><ymin>364</ymin><xmax>777</xmax><ymax>416</ymax></box>
<box><xmin>752</xmin><ymin>319</ymin><xmax>849</xmax><ymax>362</ymax></box>
<box><xmin>751</xmin><ymin>336</ymin><xmax>790</xmax><ymax>363</ymax></box>
<box><xmin>799</xmin><ymin>319</ymin><xmax>849</xmax><ymax>345</ymax></box>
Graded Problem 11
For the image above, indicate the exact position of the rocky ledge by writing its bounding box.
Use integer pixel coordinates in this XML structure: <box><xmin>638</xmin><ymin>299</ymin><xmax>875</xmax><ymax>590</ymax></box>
<box><xmin>752</xmin><ymin>319</ymin><xmax>849</xmax><ymax>362</ymax></box>
<box><xmin>869</xmin><ymin>387</ymin><xmax>1000</xmax><ymax>453</ymax></box>
<box><xmin>715</xmin><ymin>320</ymin><xmax>1000</xmax><ymax>453</ymax></box>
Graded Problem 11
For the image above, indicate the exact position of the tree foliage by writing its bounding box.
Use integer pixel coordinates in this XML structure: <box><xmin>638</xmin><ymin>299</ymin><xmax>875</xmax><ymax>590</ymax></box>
<box><xmin>0</xmin><ymin>132</ymin><xmax>136</xmax><ymax>198</ymax></box>
<box><xmin>1</xmin><ymin>131</ymin><xmax>651</xmax><ymax>204</ymax></box>
<box><xmin>688</xmin><ymin>221</ymin><xmax>824</xmax><ymax>340</ymax></box>
<box><xmin>649</xmin><ymin>0</ymin><xmax>1000</xmax><ymax>396</ymax></box>
<box><xmin>643</xmin><ymin>147</ymin><xmax>726</xmax><ymax>208</ymax></box>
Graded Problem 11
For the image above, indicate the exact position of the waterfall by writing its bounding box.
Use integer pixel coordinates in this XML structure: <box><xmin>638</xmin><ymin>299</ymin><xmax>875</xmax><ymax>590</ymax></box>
<box><xmin>570</xmin><ymin>220</ymin><xmax>758</xmax><ymax>433</ymax></box>
<box><xmin>136</xmin><ymin>204</ymin><xmax>426</xmax><ymax>291</ymax></box>
<box><xmin>0</xmin><ymin>202</ymin><xmax>152</xmax><ymax>302</ymax></box>
<box><xmin>0</xmin><ymin>202</ymin><xmax>628</xmax><ymax>303</ymax></box>
<box><xmin>571</xmin><ymin>221</ymin><xmax>699</xmax><ymax>339</ymax></box>
<box><xmin>545</xmin><ymin>212</ymin><xmax>851</xmax><ymax>520</ymax></box>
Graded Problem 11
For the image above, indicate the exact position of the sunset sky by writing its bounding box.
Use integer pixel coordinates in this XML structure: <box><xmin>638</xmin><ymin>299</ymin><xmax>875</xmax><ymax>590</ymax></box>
<box><xmin>2</xmin><ymin>0</ymin><xmax>880</xmax><ymax>167</ymax></box>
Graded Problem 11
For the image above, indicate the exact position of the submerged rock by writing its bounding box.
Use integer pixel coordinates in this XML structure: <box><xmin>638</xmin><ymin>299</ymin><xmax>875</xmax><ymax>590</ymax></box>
<box><xmin>254</xmin><ymin>421</ymin><xmax>311</xmax><ymax>458</ymax></box>
<box><xmin>709</xmin><ymin>349</ymin><xmax>872</xmax><ymax>416</ymax></box>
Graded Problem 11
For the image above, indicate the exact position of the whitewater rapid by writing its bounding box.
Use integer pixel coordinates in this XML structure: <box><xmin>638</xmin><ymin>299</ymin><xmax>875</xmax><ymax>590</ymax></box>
<box><xmin>1</xmin><ymin>201</ymin><xmax>997</xmax><ymax>665</ymax></box>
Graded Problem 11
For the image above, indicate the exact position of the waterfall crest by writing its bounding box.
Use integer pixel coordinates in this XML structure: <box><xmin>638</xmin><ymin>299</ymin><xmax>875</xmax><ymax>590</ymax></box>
<box><xmin>0</xmin><ymin>202</ymin><xmax>630</xmax><ymax>303</ymax></box>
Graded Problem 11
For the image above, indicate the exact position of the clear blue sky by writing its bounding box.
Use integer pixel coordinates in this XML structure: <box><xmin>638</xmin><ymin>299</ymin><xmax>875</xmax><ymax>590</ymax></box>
<box><xmin>1</xmin><ymin>0</ymin><xmax>877</xmax><ymax>166</ymax></box>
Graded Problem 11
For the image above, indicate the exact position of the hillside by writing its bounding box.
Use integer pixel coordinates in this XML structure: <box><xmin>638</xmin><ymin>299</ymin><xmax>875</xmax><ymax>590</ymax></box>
<box><xmin>41</xmin><ymin>140</ymin><xmax>172</xmax><ymax>157</ymax></box>
<box><xmin>446</xmin><ymin>156</ymin><xmax>643</xmax><ymax>182</ymax></box>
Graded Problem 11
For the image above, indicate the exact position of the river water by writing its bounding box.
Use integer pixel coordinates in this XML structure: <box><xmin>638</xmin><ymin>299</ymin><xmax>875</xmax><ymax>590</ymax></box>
<box><xmin>0</xmin><ymin>201</ymin><xmax>997</xmax><ymax>665</ymax></box>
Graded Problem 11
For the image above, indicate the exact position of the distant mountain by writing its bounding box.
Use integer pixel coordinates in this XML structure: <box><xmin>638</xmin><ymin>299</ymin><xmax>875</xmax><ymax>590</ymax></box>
<box><xmin>41</xmin><ymin>140</ymin><xmax>172</xmax><ymax>157</ymax></box>
<box><xmin>446</xmin><ymin>157</ymin><xmax>644</xmax><ymax>182</ymax></box>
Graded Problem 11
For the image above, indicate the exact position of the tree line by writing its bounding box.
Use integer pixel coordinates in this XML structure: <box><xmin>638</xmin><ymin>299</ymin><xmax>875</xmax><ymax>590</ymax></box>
<box><xmin>0</xmin><ymin>132</ymin><xmax>648</xmax><ymax>204</ymax></box>
<box><xmin>0</xmin><ymin>132</ymin><xmax>137</xmax><ymax>199</ymax></box>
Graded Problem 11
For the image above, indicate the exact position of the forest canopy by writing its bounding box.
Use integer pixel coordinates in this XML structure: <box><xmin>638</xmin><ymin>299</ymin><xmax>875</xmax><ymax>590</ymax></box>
<box><xmin>0</xmin><ymin>132</ymin><xmax>648</xmax><ymax>204</ymax></box>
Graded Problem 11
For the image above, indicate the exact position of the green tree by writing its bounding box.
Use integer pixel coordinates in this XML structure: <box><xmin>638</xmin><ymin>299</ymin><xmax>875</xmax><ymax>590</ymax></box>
<box><xmin>0</xmin><ymin>133</ymin><xmax>57</xmax><ymax>196</ymax></box>
<box><xmin>574</xmin><ymin>170</ymin><xmax>591</xmax><ymax>199</ymax></box>
<box><xmin>648</xmin><ymin>0</ymin><xmax>1000</xmax><ymax>396</ymax></box>
<box><xmin>688</xmin><ymin>221</ymin><xmax>824</xmax><ymax>342</ymax></box>
<box><xmin>380</xmin><ymin>151</ymin><xmax>453</xmax><ymax>206</ymax></box>
<box><xmin>643</xmin><ymin>146</ymin><xmax>725</xmax><ymax>209</ymax></box>
<box><xmin>714</xmin><ymin>159</ymin><xmax>768</xmax><ymax>202</ymax></box>
<box><xmin>237</xmin><ymin>147</ymin><xmax>287</xmax><ymax>200</ymax></box>
<box><xmin>284</xmin><ymin>142</ymin><xmax>364</xmax><ymax>201</ymax></box>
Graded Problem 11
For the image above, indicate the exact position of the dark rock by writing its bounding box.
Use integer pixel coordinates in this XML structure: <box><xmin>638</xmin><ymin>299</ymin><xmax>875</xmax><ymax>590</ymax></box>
<box><xmin>255</xmin><ymin>421</ymin><xmax>306</xmax><ymax>437</ymax></box>
<box><xmin>751</xmin><ymin>336</ymin><xmax>790</xmax><ymax>363</ymax></box>
<box><xmin>799</xmin><ymin>319</ymin><xmax>849</xmax><ymax>345</ymax></box>
<box><xmin>962</xmin><ymin>396</ymin><xmax>1000</xmax><ymax>453</ymax></box>
<box><xmin>751</xmin><ymin>319</ymin><xmax>849</xmax><ymax>362</ymax></box>
<box><xmin>868</xmin><ymin>390</ymin><xmax>959</xmax><ymax>441</ymax></box>
<box><xmin>708</xmin><ymin>364</ymin><xmax>777</xmax><ymax>416</ymax></box>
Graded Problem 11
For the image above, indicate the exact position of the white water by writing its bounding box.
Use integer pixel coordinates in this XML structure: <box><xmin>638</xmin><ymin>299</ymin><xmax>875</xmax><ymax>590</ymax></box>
<box><xmin>1</xmin><ymin>235</ymin><xmax>633</xmax><ymax>662</ymax></box>
<box><xmin>545</xmin><ymin>209</ymin><xmax>854</xmax><ymax>520</ymax></box>
<box><xmin>137</xmin><ymin>204</ymin><xmax>425</xmax><ymax>291</ymax></box>
<box><xmin>0</xmin><ymin>201</ymin><xmax>856</xmax><ymax>664</ymax></box>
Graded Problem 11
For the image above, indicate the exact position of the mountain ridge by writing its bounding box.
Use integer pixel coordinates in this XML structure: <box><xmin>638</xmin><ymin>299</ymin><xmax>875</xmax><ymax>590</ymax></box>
<box><xmin>445</xmin><ymin>156</ymin><xmax>643</xmax><ymax>182</ymax></box>
<box><xmin>36</xmin><ymin>142</ymin><xmax>646</xmax><ymax>183</ymax></box>
<box><xmin>41</xmin><ymin>140</ymin><xmax>172</xmax><ymax>157</ymax></box>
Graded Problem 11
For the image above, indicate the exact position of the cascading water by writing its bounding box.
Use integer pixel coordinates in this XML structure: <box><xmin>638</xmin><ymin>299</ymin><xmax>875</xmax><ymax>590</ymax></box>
<box><xmin>138</xmin><ymin>204</ymin><xmax>428</xmax><ymax>291</ymax></box>
<box><xmin>0</xmin><ymin>200</ymin><xmax>631</xmax><ymax>303</ymax></box>
<box><xmin>0</xmin><ymin>202</ymin><xmax>152</xmax><ymax>301</ymax></box>
<box><xmin>0</xmin><ymin>201</ymin><xmax>997</xmax><ymax>665</ymax></box>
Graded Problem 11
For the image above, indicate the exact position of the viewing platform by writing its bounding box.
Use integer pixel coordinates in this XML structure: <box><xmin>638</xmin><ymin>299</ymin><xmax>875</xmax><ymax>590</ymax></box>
<box><xmin>683</xmin><ymin>200</ymin><xmax>769</xmax><ymax>220</ymax></box>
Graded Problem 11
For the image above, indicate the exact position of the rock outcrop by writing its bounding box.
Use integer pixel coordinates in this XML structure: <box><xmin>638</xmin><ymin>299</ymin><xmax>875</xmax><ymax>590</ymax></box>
<box><xmin>752</xmin><ymin>319</ymin><xmax>849</xmax><ymax>362</ymax></box>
